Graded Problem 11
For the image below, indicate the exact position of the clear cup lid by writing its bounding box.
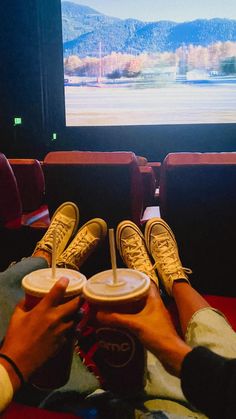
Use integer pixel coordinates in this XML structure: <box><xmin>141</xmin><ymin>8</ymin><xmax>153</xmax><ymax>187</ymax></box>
<box><xmin>83</xmin><ymin>269</ymin><xmax>150</xmax><ymax>303</ymax></box>
<box><xmin>22</xmin><ymin>268</ymin><xmax>87</xmax><ymax>297</ymax></box>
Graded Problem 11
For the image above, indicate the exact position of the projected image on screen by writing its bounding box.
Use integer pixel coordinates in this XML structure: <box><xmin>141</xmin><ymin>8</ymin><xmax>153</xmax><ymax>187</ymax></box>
<box><xmin>61</xmin><ymin>0</ymin><xmax>236</xmax><ymax>126</ymax></box>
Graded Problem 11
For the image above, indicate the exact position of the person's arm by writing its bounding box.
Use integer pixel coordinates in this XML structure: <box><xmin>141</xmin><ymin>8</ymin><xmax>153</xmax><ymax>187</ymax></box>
<box><xmin>181</xmin><ymin>346</ymin><xmax>236</xmax><ymax>419</ymax></box>
<box><xmin>97</xmin><ymin>284</ymin><xmax>236</xmax><ymax>418</ymax></box>
<box><xmin>0</xmin><ymin>277</ymin><xmax>80</xmax><ymax>412</ymax></box>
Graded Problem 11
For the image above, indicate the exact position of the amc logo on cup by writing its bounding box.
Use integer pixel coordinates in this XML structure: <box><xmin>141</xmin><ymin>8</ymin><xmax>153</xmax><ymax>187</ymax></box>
<box><xmin>97</xmin><ymin>327</ymin><xmax>136</xmax><ymax>367</ymax></box>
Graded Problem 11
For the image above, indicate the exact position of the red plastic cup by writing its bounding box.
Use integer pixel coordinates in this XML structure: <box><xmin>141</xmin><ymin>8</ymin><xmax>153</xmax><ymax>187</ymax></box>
<box><xmin>83</xmin><ymin>268</ymin><xmax>150</xmax><ymax>396</ymax></box>
<box><xmin>22</xmin><ymin>268</ymin><xmax>86</xmax><ymax>390</ymax></box>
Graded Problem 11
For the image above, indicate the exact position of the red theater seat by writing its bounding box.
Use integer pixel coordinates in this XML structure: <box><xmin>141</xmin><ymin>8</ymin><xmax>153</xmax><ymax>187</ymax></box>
<box><xmin>147</xmin><ymin>162</ymin><xmax>162</xmax><ymax>187</ymax></box>
<box><xmin>138</xmin><ymin>160</ymin><xmax>162</xmax><ymax>222</ymax></box>
<box><xmin>139</xmin><ymin>165</ymin><xmax>157</xmax><ymax>207</ymax></box>
<box><xmin>43</xmin><ymin>151</ymin><xmax>144</xmax><ymax>228</ymax></box>
<box><xmin>159</xmin><ymin>152</ymin><xmax>236</xmax><ymax>297</ymax></box>
<box><xmin>2</xmin><ymin>402</ymin><xmax>79</xmax><ymax>419</ymax></box>
<box><xmin>9</xmin><ymin>159</ymin><xmax>45</xmax><ymax>213</ymax></box>
<box><xmin>0</xmin><ymin>153</ymin><xmax>22</xmax><ymax>229</ymax></box>
<box><xmin>136</xmin><ymin>156</ymin><xmax>161</xmax><ymax>211</ymax></box>
<box><xmin>136</xmin><ymin>155</ymin><xmax>148</xmax><ymax>166</ymax></box>
<box><xmin>0</xmin><ymin>154</ymin><xmax>49</xmax><ymax>270</ymax></box>
<box><xmin>8</xmin><ymin>158</ymin><xmax>49</xmax><ymax>228</ymax></box>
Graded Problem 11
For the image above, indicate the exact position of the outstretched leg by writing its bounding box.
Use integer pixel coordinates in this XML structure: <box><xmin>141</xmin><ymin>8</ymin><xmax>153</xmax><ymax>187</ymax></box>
<box><xmin>172</xmin><ymin>282</ymin><xmax>209</xmax><ymax>336</ymax></box>
<box><xmin>0</xmin><ymin>202</ymin><xmax>80</xmax><ymax>339</ymax></box>
<box><xmin>145</xmin><ymin>217</ymin><xmax>210</xmax><ymax>336</ymax></box>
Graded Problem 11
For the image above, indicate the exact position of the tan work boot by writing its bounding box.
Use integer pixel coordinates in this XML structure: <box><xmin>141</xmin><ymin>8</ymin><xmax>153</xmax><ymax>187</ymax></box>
<box><xmin>145</xmin><ymin>218</ymin><xmax>191</xmax><ymax>296</ymax></box>
<box><xmin>57</xmin><ymin>218</ymin><xmax>107</xmax><ymax>270</ymax></box>
<box><xmin>33</xmin><ymin>202</ymin><xmax>79</xmax><ymax>260</ymax></box>
<box><xmin>116</xmin><ymin>220</ymin><xmax>159</xmax><ymax>286</ymax></box>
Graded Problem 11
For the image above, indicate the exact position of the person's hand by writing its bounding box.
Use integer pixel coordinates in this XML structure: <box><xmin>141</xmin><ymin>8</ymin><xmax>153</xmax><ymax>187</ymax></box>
<box><xmin>96</xmin><ymin>283</ymin><xmax>191</xmax><ymax>376</ymax></box>
<box><xmin>0</xmin><ymin>277</ymin><xmax>80</xmax><ymax>389</ymax></box>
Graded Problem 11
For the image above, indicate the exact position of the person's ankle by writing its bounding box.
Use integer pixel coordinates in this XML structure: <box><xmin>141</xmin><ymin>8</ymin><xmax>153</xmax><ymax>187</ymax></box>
<box><xmin>173</xmin><ymin>279</ymin><xmax>190</xmax><ymax>285</ymax></box>
<box><xmin>172</xmin><ymin>279</ymin><xmax>190</xmax><ymax>293</ymax></box>
<box><xmin>33</xmin><ymin>250</ymin><xmax>51</xmax><ymax>267</ymax></box>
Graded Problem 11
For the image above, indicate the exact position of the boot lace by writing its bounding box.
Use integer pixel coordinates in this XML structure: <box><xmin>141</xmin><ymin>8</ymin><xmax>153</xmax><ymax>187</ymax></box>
<box><xmin>36</xmin><ymin>215</ymin><xmax>72</xmax><ymax>252</ymax></box>
<box><xmin>64</xmin><ymin>229</ymin><xmax>97</xmax><ymax>264</ymax></box>
<box><xmin>47</xmin><ymin>217</ymin><xmax>71</xmax><ymax>244</ymax></box>
<box><xmin>122</xmin><ymin>234</ymin><xmax>156</xmax><ymax>280</ymax></box>
<box><xmin>151</xmin><ymin>233</ymin><xmax>192</xmax><ymax>278</ymax></box>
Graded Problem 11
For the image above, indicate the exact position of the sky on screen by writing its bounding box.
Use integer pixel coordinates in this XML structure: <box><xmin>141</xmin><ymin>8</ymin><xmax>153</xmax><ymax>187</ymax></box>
<box><xmin>69</xmin><ymin>0</ymin><xmax>236</xmax><ymax>22</ymax></box>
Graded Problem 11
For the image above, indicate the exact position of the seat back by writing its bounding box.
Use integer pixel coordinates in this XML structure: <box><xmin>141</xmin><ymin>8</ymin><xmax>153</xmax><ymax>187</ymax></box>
<box><xmin>9</xmin><ymin>158</ymin><xmax>45</xmax><ymax>212</ymax></box>
<box><xmin>139</xmin><ymin>165</ymin><xmax>156</xmax><ymax>207</ymax></box>
<box><xmin>43</xmin><ymin>151</ymin><xmax>144</xmax><ymax>228</ymax></box>
<box><xmin>159</xmin><ymin>152</ymin><xmax>236</xmax><ymax>296</ymax></box>
<box><xmin>148</xmin><ymin>162</ymin><xmax>162</xmax><ymax>187</ymax></box>
<box><xmin>0</xmin><ymin>153</ymin><xmax>22</xmax><ymax>228</ymax></box>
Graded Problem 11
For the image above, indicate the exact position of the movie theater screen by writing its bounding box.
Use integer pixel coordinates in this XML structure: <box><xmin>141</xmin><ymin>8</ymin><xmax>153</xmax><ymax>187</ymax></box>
<box><xmin>61</xmin><ymin>0</ymin><xmax>236</xmax><ymax>126</ymax></box>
